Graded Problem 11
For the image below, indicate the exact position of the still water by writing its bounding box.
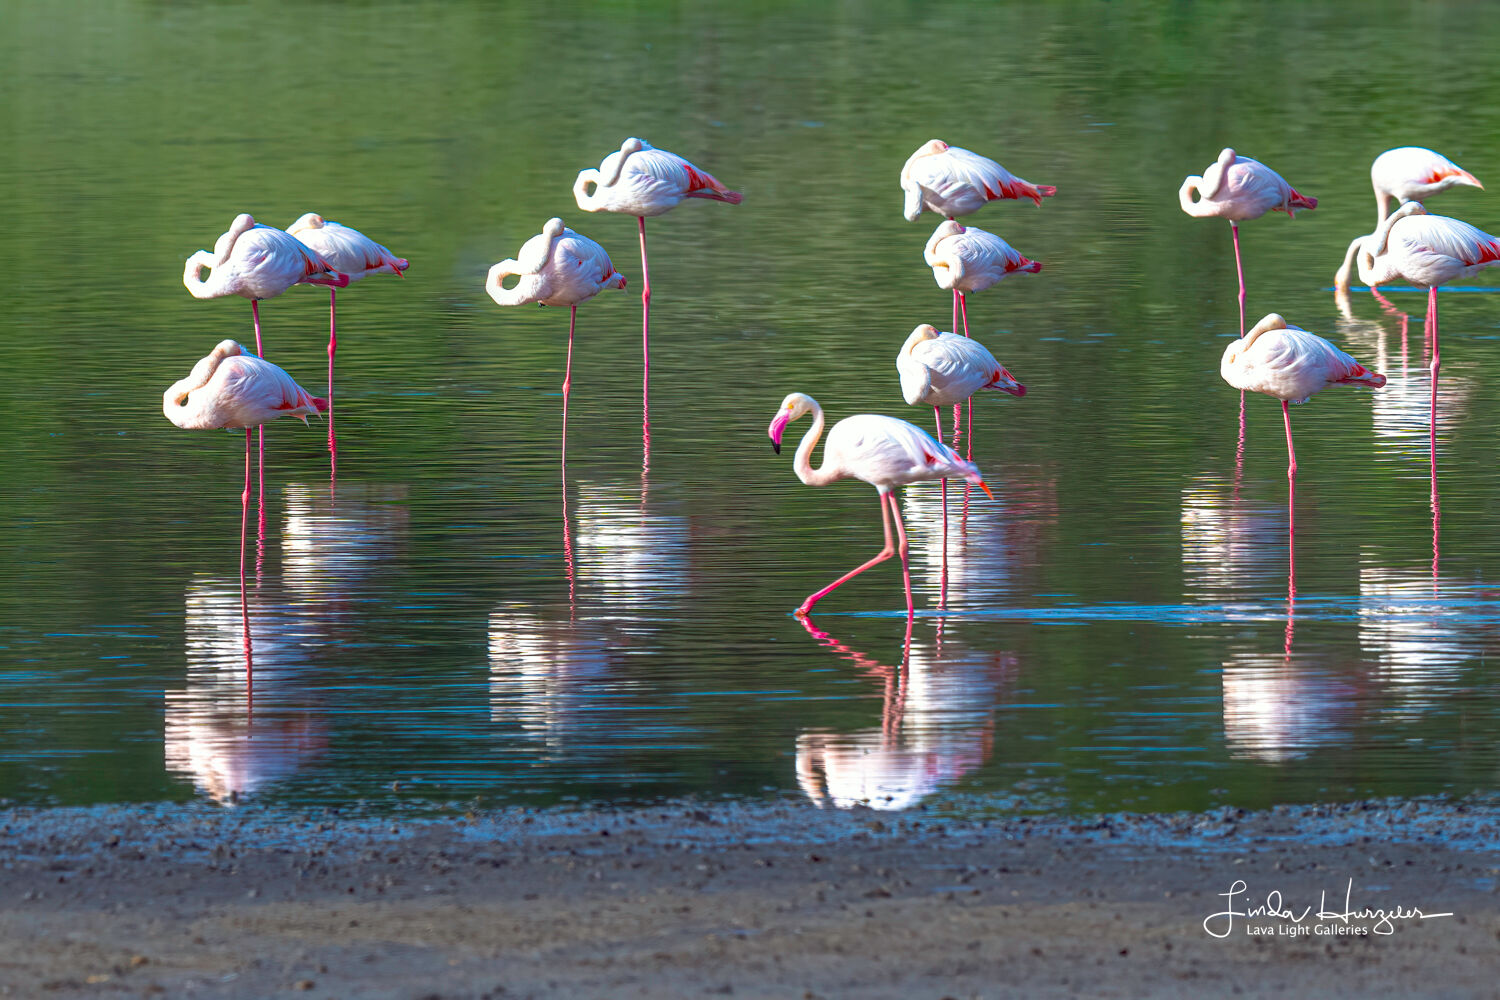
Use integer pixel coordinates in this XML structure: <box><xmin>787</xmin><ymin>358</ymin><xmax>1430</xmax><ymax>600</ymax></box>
<box><xmin>4</xmin><ymin>1</ymin><xmax>1500</xmax><ymax>814</ymax></box>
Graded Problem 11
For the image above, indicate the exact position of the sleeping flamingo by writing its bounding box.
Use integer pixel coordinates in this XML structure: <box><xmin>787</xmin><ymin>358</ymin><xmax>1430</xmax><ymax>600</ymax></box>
<box><xmin>923</xmin><ymin>220</ymin><xmax>1040</xmax><ymax>442</ymax></box>
<box><xmin>1371</xmin><ymin>147</ymin><xmax>1482</xmax><ymax>226</ymax></box>
<box><xmin>486</xmin><ymin>218</ymin><xmax>626</xmax><ymax>464</ymax></box>
<box><xmin>768</xmin><ymin>392</ymin><xmax>992</xmax><ymax>617</ymax></box>
<box><xmin>184</xmin><ymin>214</ymin><xmax>347</xmax><ymax>488</ymax></box>
<box><xmin>573</xmin><ymin>138</ymin><xmax>741</xmax><ymax>390</ymax></box>
<box><xmin>897</xmin><ymin>323</ymin><xmax>1024</xmax><ymax>571</ymax></box>
<box><xmin>1179</xmin><ymin>149</ymin><xmax>1317</xmax><ymax>339</ymax></box>
<box><xmin>1220</xmin><ymin>314</ymin><xmax>1385</xmax><ymax>533</ymax></box>
<box><xmin>900</xmin><ymin>140</ymin><xmax>1056</xmax><ymax>221</ymax></box>
<box><xmin>183</xmin><ymin>213</ymin><xmax>349</xmax><ymax>357</ymax></box>
<box><xmin>1334</xmin><ymin>202</ymin><xmax>1500</xmax><ymax>500</ymax></box>
<box><xmin>164</xmin><ymin>340</ymin><xmax>327</xmax><ymax>596</ymax></box>
<box><xmin>285</xmin><ymin>214</ymin><xmax>408</xmax><ymax>456</ymax></box>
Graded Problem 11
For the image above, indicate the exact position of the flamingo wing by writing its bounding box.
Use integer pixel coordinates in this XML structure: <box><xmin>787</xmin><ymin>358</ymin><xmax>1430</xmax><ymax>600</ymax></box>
<box><xmin>913</xmin><ymin>335</ymin><xmax>1000</xmax><ymax>400</ymax></box>
<box><xmin>1398</xmin><ymin>214</ymin><xmax>1500</xmax><ymax>267</ymax></box>
<box><xmin>829</xmin><ymin>415</ymin><xmax>975</xmax><ymax>486</ymax></box>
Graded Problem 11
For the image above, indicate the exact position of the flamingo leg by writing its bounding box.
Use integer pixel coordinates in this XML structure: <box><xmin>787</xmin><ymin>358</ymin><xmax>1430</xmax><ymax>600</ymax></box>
<box><xmin>795</xmin><ymin>492</ymin><xmax>896</xmax><ymax>617</ymax></box>
<box><xmin>562</xmin><ymin>304</ymin><xmax>575</xmax><ymax>468</ymax></box>
<box><xmin>951</xmin><ymin>290</ymin><xmax>962</xmax><ymax>435</ymax></box>
<box><xmin>638</xmin><ymin>216</ymin><xmax>652</xmax><ymax>472</ymax></box>
<box><xmin>958</xmin><ymin>292</ymin><xmax>974</xmax><ymax>458</ymax></box>
<box><xmin>890</xmin><ymin>492</ymin><xmax>913</xmax><ymax>617</ymax></box>
<box><xmin>934</xmin><ymin>406</ymin><xmax>948</xmax><ymax>603</ymax></box>
<box><xmin>327</xmin><ymin>288</ymin><xmax>337</xmax><ymax>461</ymax></box>
<box><xmin>1282</xmin><ymin>399</ymin><xmax>1296</xmax><ymax>540</ymax></box>
<box><xmin>1231</xmin><ymin>221</ymin><xmax>1247</xmax><ymax>437</ymax></box>
<box><xmin>240</xmin><ymin>428</ymin><xmax>252</xmax><ymax>657</ymax></box>
<box><xmin>252</xmin><ymin>299</ymin><xmax>266</xmax><ymax>507</ymax></box>
<box><xmin>1428</xmin><ymin>285</ymin><xmax>1440</xmax><ymax>505</ymax></box>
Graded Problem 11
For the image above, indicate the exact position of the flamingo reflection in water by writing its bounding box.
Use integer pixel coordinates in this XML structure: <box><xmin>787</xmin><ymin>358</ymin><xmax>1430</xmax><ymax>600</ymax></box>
<box><xmin>901</xmin><ymin>472</ymin><xmax>1055</xmax><ymax>608</ymax></box>
<box><xmin>566</xmin><ymin>480</ymin><xmax>690</xmax><ymax>616</ymax></box>
<box><xmin>1356</xmin><ymin>558</ymin><xmax>1492</xmax><ymax>721</ymax></box>
<box><xmin>1180</xmin><ymin>474</ymin><xmax>1293</xmax><ymax>603</ymax></box>
<box><xmin>488</xmin><ymin>609</ymin><xmax>631</xmax><ymax>752</ymax></box>
<box><xmin>280</xmin><ymin>481</ymin><xmax>410</xmax><ymax>601</ymax></box>
<box><xmin>164</xmin><ymin>578</ymin><xmax>328</xmax><ymax>805</ymax></box>
<box><xmin>795</xmin><ymin>618</ymin><xmax>1015</xmax><ymax>811</ymax></box>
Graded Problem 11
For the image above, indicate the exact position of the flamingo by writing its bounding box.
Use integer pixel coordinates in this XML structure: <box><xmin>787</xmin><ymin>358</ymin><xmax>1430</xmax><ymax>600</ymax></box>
<box><xmin>1372</xmin><ymin>147</ymin><xmax>1482</xmax><ymax>226</ymax></box>
<box><xmin>1220</xmin><ymin>314</ymin><xmax>1385</xmax><ymax>534</ymax></box>
<box><xmin>285</xmin><ymin>214</ymin><xmax>409</xmax><ymax>457</ymax></box>
<box><xmin>767</xmin><ymin>392</ymin><xmax>993</xmax><ymax>617</ymax></box>
<box><xmin>164</xmin><ymin>340</ymin><xmax>328</xmax><ymax>604</ymax></box>
<box><xmin>923</xmin><ymin>220</ymin><xmax>1040</xmax><ymax>444</ymax></box>
<box><xmin>1179</xmin><ymin>148</ymin><xmax>1317</xmax><ymax>340</ymax></box>
<box><xmin>1334</xmin><ymin>202</ymin><xmax>1500</xmax><ymax>499</ymax></box>
<box><xmin>486</xmin><ymin>218</ymin><xmax>627</xmax><ymax>465</ymax></box>
<box><xmin>572</xmin><ymin>138</ymin><xmax>742</xmax><ymax>395</ymax></box>
<box><xmin>900</xmin><ymin>140</ymin><xmax>1056</xmax><ymax>221</ymax></box>
<box><xmin>184</xmin><ymin>213</ymin><xmax>348</xmax><ymax>489</ymax></box>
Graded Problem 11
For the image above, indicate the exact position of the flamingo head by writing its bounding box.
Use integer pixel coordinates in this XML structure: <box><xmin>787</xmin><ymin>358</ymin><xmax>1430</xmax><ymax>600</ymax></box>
<box><xmin>286</xmin><ymin>213</ymin><xmax>326</xmax><ymax>235</ymax></box>
<box><xmin>992</xmin><ymin>367</ymin><xmax>1026</xmax><ymax>397</ymax></box>
<box><xmin>902</xmin><ymin>323</ymin><xmax>943</xmax><ymax>354</ymax></box>
<box><xmin>768</xmin><ymin>392</ymin><xmax>817</xmax><ymax>454</ymax></box>
<box><xmin>917</xmin><ymin>139</ymin><xmax>950</xmax><ymax>157</ymax></box>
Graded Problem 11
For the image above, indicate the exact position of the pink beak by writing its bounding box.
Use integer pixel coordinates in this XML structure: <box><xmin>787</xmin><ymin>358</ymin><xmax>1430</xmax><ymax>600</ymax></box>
<box><xmin>993</xmin><ymin>368</ymin><xmax>1026</xmax><ymax>397</ymax></box>
<box><xmin>768</xmin><ymin>410</ymin><xmax>791</xmax><ymax>454</ymax></box>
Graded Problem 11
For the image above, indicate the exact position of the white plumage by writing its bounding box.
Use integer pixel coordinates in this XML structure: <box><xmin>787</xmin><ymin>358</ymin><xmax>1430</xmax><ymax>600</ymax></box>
<box><xmin>1178</xmin><ymin>148</ymin><xmax>1317</xmax><ymax>221</ymax></box>
<box><xmin>285</xmin><ymin>214</ymin><xmax>408</xmax><ymax>281</ymax></box>
<box><xmin>164</xmin><ymin>340</ymin><xmax>326</xmax><ymax>431</ymax></box>
<box><xmin>1336</xmin><ymin>203</ymin><xmax>1500</xmax><ymax>292</ymax></box>
<box><xmin>1371</xmin><ymin>146</ymin><xmax>1482</xmax><ymax>225</ymax></box>
<box><xmin>486</xmin><ymin>218</ymin><xmax>626</xmax><ymax>307</ymax></box>
<box><xmin>924</xmin><ymin>220</ymin><xmax>1041</xmax><ymax>294</ymax></box>
<box><xmin>900</xmin><ymin>139</ymin><xmax>1056</xmax><ymax>222</ymax></box>
<box><xmin>897</xmin><ymin>324</ymin><xmax>1025</xmax><ymax>409</ymax></box>
<box><xmin>183</xmin><ymin>213</ymin><xmax>348</xmax><ymax>300</ymax></box>
<box><xmin>573</xmin><ymin>137</ymin><xmax>742</xmax><ymax>217</ymax></box>
<box><xmin>1221</xmin><ymin>314</ymin><xmax>1385</xmax><ymax>404</ymax></box>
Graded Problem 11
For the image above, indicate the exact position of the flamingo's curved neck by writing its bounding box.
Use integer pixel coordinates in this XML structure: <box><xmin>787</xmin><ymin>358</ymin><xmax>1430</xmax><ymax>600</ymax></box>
<box><xmin>1334</xmin><ymin>235</ymin><xmax>1368</xmax><ymax>293</ymax></box>
<box><xmin>573</xmin><ymin>169</ymin><xmax>601</xmax><ymax>209</ymax></box>
<box><xmin>793</xmin><ymin>403</ymin><xmax>841</xmax><ymax>488</ymax></box>
<box><xmin>183</xmin><ymin>251</ymin><xmax>222</xmax><ymax>299</ymax></box>
<box><xmin>1375</xmin><ymin>190</ymin><xmax>1390</xmax><ymax>228</ymax></box>
<box><xmin>1177</xmin><ymin>176</ymin><xmax>1205</xmax><ymax>214</ymax></box>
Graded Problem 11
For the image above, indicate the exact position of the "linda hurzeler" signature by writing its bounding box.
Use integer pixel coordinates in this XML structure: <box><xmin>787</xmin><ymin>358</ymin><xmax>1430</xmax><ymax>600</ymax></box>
<box><xmin>1203</xmin><ymin>878</ymin><xmax>1454</xmax><ymax>939</ymax></box>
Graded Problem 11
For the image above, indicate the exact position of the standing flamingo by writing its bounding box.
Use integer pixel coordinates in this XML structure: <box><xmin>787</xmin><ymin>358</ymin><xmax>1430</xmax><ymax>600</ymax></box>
<box><xmin>1179</xmin><ymin>149</ymin><xmax>1317</xmax><ymax>339</ymax></box>
<box><xmin>572</xmin><ymin>138</ymin><xmax>741</xmax><ymax>397</ymax></box>
<box><xmin>184</xmin><ymin>213</ymin><xmax>348</xmax><ymax>493</ymax></box>
<box><xmin>897</xmin><ymin>323</ymin><xmax>1024</xmax><ymax>580</ymax></box>
<box><xmin>923</xmin><ymin>220</ymin><xmax>1040</xmax><ymax>445</ymax></box>
<box><xmin>486</xmin><ymin>218</ymin><xmax>626</xmax><ymax>465</ymax></box>
<box><xmin>1372</xmin><ymin>147</ymin><xmax>1482</xmax><ymax>226</ymax></box>
<box><xmin>768</xmin><ymin>392</ymin><xmax>993</xmax><ymax>617</ymax></box>
<box><xmin>1335</xmin><ymin>202</ymin><xmax>1500</xmax><ymax>501</ymax></box>
<box><xmin>1220</xmin><ymin>314</ymin><xmax>1385</xmax><ymax>535</ymax></box>
<box><xmin>163</xmin><ymin>340</ymin><xmax>328</xmax><ymax>612</ymax></box>
<box><xmin>285</xmin><ymin>214</ymin><xmax>409</xmax><ymax>459</ymax></box>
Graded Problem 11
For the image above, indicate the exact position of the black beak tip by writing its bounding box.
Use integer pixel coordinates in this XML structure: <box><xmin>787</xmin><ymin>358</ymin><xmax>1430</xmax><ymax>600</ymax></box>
<box><xmin>771</xmin><ymin>440</ymin><xmax>781</xmax><ymax>455</ymax></box>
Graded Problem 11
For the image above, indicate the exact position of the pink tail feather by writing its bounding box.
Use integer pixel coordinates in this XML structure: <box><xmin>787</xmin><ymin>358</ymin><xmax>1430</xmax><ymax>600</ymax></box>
<box><xmin>686</xmin><ymin>188</ymin><xmax>743</xmax><ymax>204</ymax></box>
<box><xmin>312</xmin><ymin>396</ymin><xmax>330</xmax><ymax>412</ymax></box>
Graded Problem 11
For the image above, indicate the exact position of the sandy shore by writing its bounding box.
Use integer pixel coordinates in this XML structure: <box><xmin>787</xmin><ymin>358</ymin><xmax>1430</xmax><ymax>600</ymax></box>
<box><xmin>0</xmin><ymin>797</ymin><xmax>1496</xmax><ymax>998</ymax></box>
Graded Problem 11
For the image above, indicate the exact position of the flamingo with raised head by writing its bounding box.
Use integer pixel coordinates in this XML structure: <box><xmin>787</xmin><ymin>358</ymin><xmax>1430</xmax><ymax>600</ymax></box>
<box><xmin>1372</xmin><ymin>147</ymin><xmax>1482</xmax><ymax>226</ymax></box>
<box><xmin>286</xmin><ymin>214</ymin><xmax>408</xmax><ymax>456</ymax></box>
<box><xmin>767</xmin><ymin>392</ymin><xmax>993</xmax><ymax>617</ymax></box>
<box><xmin>487</xmin><ymin>218</ymin><xmax>626</xmax><ymax>464</ymax></box>
<box><xmin>573</xmin><ymin>138</ymin><xmax>741</xmax><ymax>388</ymax></box>
<box><xmin>1179</xmin><ymin>149</ymin><xmax>1317</xmax><ymax>339</ymax></box>
<box><xmin>1220</xmin><ymin>314</ymin><xmax>1385</xmax><ymax>533</ymax></box>
<box><xmin>1334</xmin><ymin>202</ymin><xmax>1500</xmax><ymax>498</ymax></box>
<box><xmin>900</xmin><ymin>140</ymin><xmax>1056</xmax><ymax>222</ymax></box>
<box><xmin>164</xmin><ymin>340</ymin><xmax>328</xmax><ymax>597</ymax></box>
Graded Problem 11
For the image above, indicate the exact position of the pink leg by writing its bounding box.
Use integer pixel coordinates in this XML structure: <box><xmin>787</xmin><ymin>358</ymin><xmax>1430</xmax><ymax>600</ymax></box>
<box><xmin>796</xmin><ymin>493</ymin><xmax>896</xmax><ymax>616</ymax></box>
<box><xmin>327</xmin><ymin>288</ymin><xmax>337</xmax><ymax>457</ymax></box>
<box><xmin>1428</xmin><ymin>285</ymin><xmax>1439</xmax><ymax>505</ymax></box>
<box><xmin>951</xmin><ymin>289</ymin><xmax>962</xmax><ymax>434</ymax></box>
<box><xmin>561</xmin><ymin>305</ymin><xmax>576</xmax><ymax>470</ymax></box>
<box><xmin>1231</xmin><ymin>222</ymin><xmax>1247</xmax><ymax>438</ymax></box>
<box><xmin>638</xmin><ymin>217</ymin><xmax>652</xmax><ymax>470</ymax></box>
<box><xmin>958</xmin><ymin>292</ymin><xmax>974</xmax><ymax>457</ymax></box>
<box><xmin>1282</xmin><ymin>399</ymin><xmax>1296</xmax><ymax>539</ymax></box>
<box><xmin>240</xmin><ymin>428</ymin><xmax>252</xmax><ymax>656</ymax></box>
<box><xmin>252</xmin><ymin>299</ymin><xmax>266</xmax><ymax>501</ymax></box>
<box><xmin>889</xmin><ymin>492</ymin><xmax>913</xmax><ymax>617</ymax></box>
<box><xmin>934</xmin><ymin>406</ymin><xmax>948</xmax><ymax>601</ymax></box>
